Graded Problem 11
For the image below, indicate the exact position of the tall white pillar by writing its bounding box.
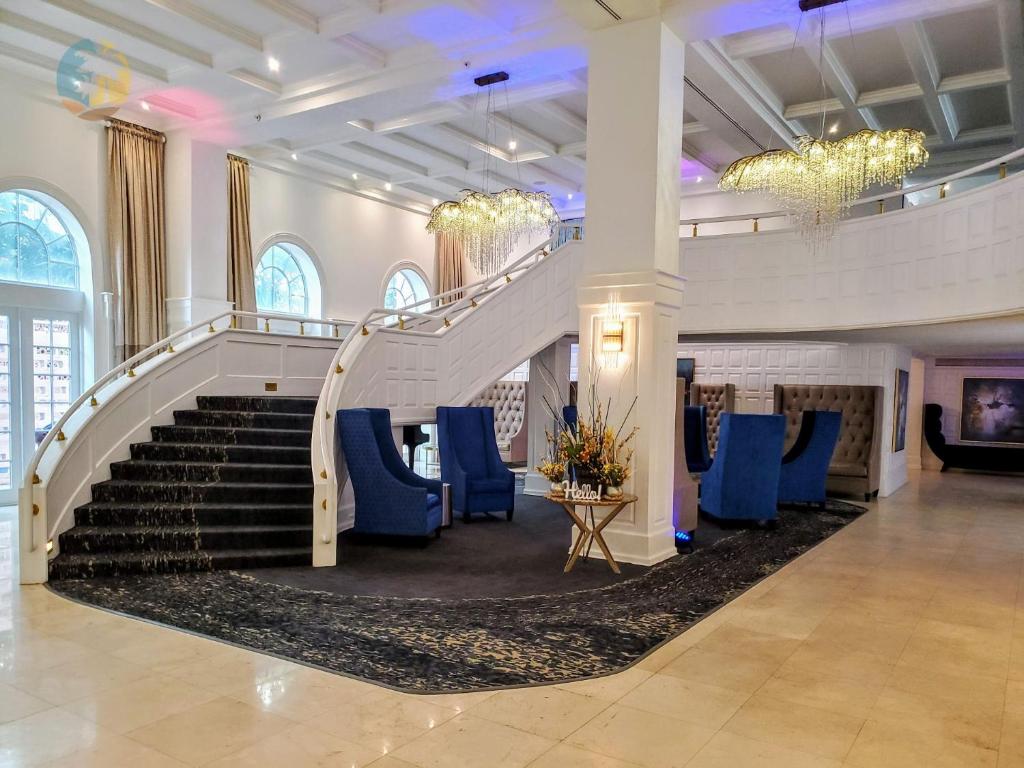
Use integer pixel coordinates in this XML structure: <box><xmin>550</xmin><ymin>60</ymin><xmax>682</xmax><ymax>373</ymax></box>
<box><xmin>165</xmin><ymin>136</ymin><xmax>232</xmax><ymax>331</ymax></box>
<box><xmin>579</xmin><ymin>17</ymin><xmax>685</xmax><ymax>565</ymax></box>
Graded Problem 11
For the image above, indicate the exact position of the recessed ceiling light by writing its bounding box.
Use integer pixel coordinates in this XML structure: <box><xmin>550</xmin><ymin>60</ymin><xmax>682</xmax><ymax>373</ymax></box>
<box><xmin>431</xmin><ymin>198</ymin><xmax>439</xmax><ymax>205</ymax></box>
<box><xmin>140</xmin><ymin>100</ymin><xmax>151</xmax><ymax>111</ymax></box>
<box><xmin>385</xmin><ymin>182</ymin><xmax>392</xmax><ymax>191</ymax></box>
<box><xmin>352</xmin><ymin>173</ymin><xmax>358</xmax><ymax>180</ymax></box>
<box><xmin>829</xmin><ymin>122</ymin><xmax>839</xmax><ymax>134</ymax></box>
<box><xmin>567</xmin><ymin>193</ymin><xmax>573</xmax><ymax>200</ymax></box>
<box><xmin>508</xmin><ymin>140</ymin><xmax>517</xmax><ymax>150</ymax></box>
<box><xmin>267</xmin><ymin>56</ymin><xmax>280</xmax><ymax>73</ymax></box>
<box><xmin>696</xmin><ymin>176</ymin><xmax>703</xmax><ymax>183</ymax></box>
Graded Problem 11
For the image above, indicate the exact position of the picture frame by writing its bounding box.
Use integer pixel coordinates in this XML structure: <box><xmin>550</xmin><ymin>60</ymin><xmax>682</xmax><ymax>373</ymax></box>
<box><xmin>959</xmin><ymin>377</ymin><xmax>1024</xmax><ymax>446</ymax></box>
<box><xmin>892</xmin><ymin>368</ymin><xmax>909</xmax><ymax>452</ymax></box>
<box><xmin>676</xmin><ymin>357</ymin><xmax>695</xmax><ymax>396</ymax></box>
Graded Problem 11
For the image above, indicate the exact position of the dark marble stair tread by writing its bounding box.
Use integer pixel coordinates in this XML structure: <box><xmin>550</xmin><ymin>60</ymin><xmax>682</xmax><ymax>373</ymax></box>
<box><xmin>150</xmin><ymin>425</ymin><xmax>313</xmax><ymax>446</ymax></box>
<box><xmin>131</xmin><ymin>442</ymin><xmax>312</xmax><ymax>464</ymax></box>
<box><xmin>78</xmin><ymin>501</ymin><xmax>314</xmax><ymax>511</ymax></box>
<box><xmin>65</xmin><ymin>524</ymin><xmax>313</xmax><ymax>536</ymax></box>
<box><xmin>197</xmin><ymin>395</ymin><xmax>318</xmax><ymax>414</ymax></box>
<box><xmin>173</xmin><ymin>410</ymin><xmax>315</xmax><ymax>429</ymax></box>
<box><xmin>49</xmin><ymin>546</ymin><xmax>312</xmax><ymax>579</ymax></box>
<box><xmin>74</xmin><ymin>501</ymin><xmax>313</xmax><ymax>528</ymax></box>
<box><xmin>109</xmin><ymin>460</ymin><xmax>313</xmax><ymax>483</ymax></box>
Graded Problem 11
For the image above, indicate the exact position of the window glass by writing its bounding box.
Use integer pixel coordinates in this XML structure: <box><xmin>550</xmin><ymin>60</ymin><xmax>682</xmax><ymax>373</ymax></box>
<box><xmin>0</xmin><ymin>191</ymin><xmax>79</xmax><ymax>289</ymax></box>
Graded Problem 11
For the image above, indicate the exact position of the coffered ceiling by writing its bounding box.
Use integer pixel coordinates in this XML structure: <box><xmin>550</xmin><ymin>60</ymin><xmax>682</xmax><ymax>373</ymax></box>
<box><xmin>0</xmin><ymin>0</ymin><xmax>1020</xmax><ymax>215</ymax></box>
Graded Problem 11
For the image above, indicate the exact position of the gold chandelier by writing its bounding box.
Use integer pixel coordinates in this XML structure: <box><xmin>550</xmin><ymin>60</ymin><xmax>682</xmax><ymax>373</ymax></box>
<box><xmin>720</xmin><ymin>129</ymin><xmax>929</xmax><ymax>242</ymax></box>
<box><xmin>718</xmin><ymin>0</ymin><xmax>929</xmax><ymax>248</ymax></box>
<box><xmin>425</xmin><ymin>71</ymin><xmax>560</xmax><ymax>276</ymax></box>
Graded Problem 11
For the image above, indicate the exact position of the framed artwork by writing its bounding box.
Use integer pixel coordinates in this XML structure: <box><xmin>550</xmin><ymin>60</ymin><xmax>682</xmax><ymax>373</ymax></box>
<box><xmin>959</xmin><ymin>377</ymin><xmax>1024</xmax><ymax>446</ymax></box>
<box><xmin>676</xmin><ymin>358</ymin><xmax>695</xmax><ymax>396</ymax></box>
<box><xmin>892</xmin><ymin>368</ymin><xmax>909</xmax><ymax>452</ymax></box>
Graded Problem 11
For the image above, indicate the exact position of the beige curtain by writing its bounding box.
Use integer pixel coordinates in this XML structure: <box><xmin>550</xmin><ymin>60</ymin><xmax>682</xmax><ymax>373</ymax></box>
<box><xmin>107</xmin><ymin>119</ymin><xmax>166</xmax><ymax>363</ymax></box>
<box><xmin>434</xmin><ymin>232</ymin><xmax>464</xmax><ymax>305</ymax></box>
<box><xmin>227</xmin><ymin>155</ymin><xmax>256</xmax><ymax>328</ymax></box>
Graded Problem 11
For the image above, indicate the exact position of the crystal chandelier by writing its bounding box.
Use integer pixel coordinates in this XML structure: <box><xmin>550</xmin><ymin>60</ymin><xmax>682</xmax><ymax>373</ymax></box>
<box><xmin>718</xmin><ymin>0</ymin><xmax>929</xmax><ymax>248</ymax></box>
<box><xmin>425</xmin><ymin>71</ymin><xmax>560</xmax><ymax>276</ymax></box>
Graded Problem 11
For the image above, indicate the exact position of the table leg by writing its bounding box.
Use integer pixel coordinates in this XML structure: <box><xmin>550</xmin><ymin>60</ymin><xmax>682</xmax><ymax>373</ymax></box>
<box><xmin>590</xmin><ymin>501</ymin><xmax>627</xmax><ymax>574</ymax></box>
<box><xmin>561</xmin><ymin>502</ymin><xmax>591</xmax><ymax>573</ymax></box>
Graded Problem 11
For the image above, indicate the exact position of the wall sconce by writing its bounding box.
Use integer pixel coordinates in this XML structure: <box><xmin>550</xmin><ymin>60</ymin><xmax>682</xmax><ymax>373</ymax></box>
<box><xmin>601</xmin><ymin>318</ymin><xmax>624</xmax><ymax>354</ymax></box>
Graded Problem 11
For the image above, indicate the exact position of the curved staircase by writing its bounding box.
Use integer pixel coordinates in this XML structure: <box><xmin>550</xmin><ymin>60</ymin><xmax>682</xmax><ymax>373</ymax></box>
<box><xmin>48</xmin><ymin>395</ymin><xmax>316</xmax><ymax>579</ymax></box>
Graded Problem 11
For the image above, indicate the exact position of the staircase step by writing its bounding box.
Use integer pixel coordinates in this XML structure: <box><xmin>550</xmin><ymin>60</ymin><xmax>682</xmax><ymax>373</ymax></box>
<box><xmin>130</xmin><ymin>442</ymin><xmax>311</xmax><ymax>465</ymax></box>
<box><xmin>58</xmin><ymin>524</ymin><xmax>313</xmax><ymax>555</ymax></box>
<box><xmin>110</xmin><ymin>460</ymin><xmax>312</xmax><ymax>484</ymax></box>
<box><xmin>48</xmin><ymin>546</ymin><xmax>312</xmax><ymax>580</ymax></box>
<box><xmin>150</xmin><ymin>425</ymin><xmax>312</xmax><ymax>447</ymax></box>
<box><xmin>174</xmin><ymin>409</ymin><xmax>314</xmax><ymax>430</ymax></box>
<box><xmin>75</xmin><ymin>502</ymin><xmax>313</xmax><ymax>527</ymax></box>
<box><xmin>91</xmin><ymin>480</ymin><xmax>313</xmax><ymax>504</ymax></box>
<box><xmin>197</xmin><ymin>395</ymin><xmax>317</xmax><ymax>415</ymax></box>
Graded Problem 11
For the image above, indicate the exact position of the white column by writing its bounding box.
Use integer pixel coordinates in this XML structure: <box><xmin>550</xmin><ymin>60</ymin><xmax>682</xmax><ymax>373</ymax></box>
<box><xmin>165</xmin><ymin>137</ymin><xmax>232</xmax><ymax>332</ymax></box>
<box><xmin>578</xmin><ymin>17</ymin><xmax>685</xmax><ymax>566</ymax></box>
<box><xmin>524</xmin><ymin>337</ymin><xmax>573</xmax><ymax>496</ymax></box>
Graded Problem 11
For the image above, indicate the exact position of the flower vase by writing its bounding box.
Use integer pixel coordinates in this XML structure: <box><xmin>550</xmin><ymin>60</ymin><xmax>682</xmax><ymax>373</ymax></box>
<box><xmin>550</xmin><ymin>481</ymin><xmax>565</xmax><ymax>497</ymax></box>
<box><xmin>604</xmin><ymin>485</ymin><xmax>623</xmax><ymax>500</ymax></box>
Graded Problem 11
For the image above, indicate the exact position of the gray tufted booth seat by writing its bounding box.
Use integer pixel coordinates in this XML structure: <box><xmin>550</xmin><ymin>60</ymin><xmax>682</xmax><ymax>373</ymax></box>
<box><xmin>469</xmin><ymin>381</ymin><xmax>528</xmax><ymax>463</ymax></box>
<box><xmin>689</xmin><ymin>383</ymin><xmax>736</xmax><ymax>455</ymax></box>
<box><xmin>772</xmin><ymin>384</ymin><xmax>883</xmax><ymax>500</ymax></box>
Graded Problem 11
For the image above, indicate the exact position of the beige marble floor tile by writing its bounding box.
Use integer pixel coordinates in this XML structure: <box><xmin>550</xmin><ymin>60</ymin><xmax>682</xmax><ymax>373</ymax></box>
<box><xmin>365</xmin><ymin>758</ymin><xmax>418</xmax><ymax>768</ymax></box>
<box><xmin>0</xmin><ymin>633</ymin><xmax>95</xmax><ymax>682</ymax></box>
<box><xmin>226</xmin><ymin>666</ymin><xmax>383</xmax><ymax>723</ymax></box>
<box><xmin>395</xmin><ymin>688</ymin><xmax>497</xmax><ymax>714</ymax></box>
<box><xmin>0</xmin><ymin>707</ymin><xmax>103</xmax><ymax>766</ymax></box>
<box><xmin>555</xmin><ymin>667</ymin><xmax>652</xmax><ymax>702</ymax></box>
<box><xmin>110</xmin><ymin>630</ymin><xmax>227</xmax><ymax>672</ymax></box>
<box><xmin>755</xmin><ymin>667</ymin><xmax>884</xmax><ymax>718</ymax></box>
<box><xmin>888</xmin><ymin>659</ymin><xmax>1007</xmax><ymax>707</ymax></box>
<box><xmin>721</xmin><ymin>693</ymin><xmax>864</xmax><ymax>760</ymax></box>
<box><xmin>127</xmin><ymin>696</ymin><xmax>294</xmax><ymax>766</ymax></box>
<box><xmin>685</xmin><ymin>731</ymin><xmax>842</xmax><ymax>768</ymax></box>
<box><xmin>9</xmin><ymin>651</ymin><xmax>149</xmax><ymax>705</ymax></box>
<box><xmin>527</xmin><ymin>742</ymin><xmax>643</xmax><ymax>767</ymax></box>
<box><xmin>618</xmin><ymin>674</ymin><xmax>749</xmax><ymax>730</ymax></box>
<box><xmin>162</xmin><ymin>650</ymin><xmax>298</xmax><ymax>696</ymax></box>
<box><xmin>846</xmin><ymin>719</ymin><xmax>998</xmax><ymax>768</ymax></box>
<box><xmin>693</xmin><ymin>623</ymin><xmax>802</xmax><ymax>663</ymax></box>
<box><xmin>392</xmin><ymin>713</ymin><xmax>555</xmax><ymax>768</ymax></box>
<box><xmin>308</xmin><ymin>691</ymin><xmax>459</xmax><ymax>754</ymax></box>
<box><xmin>470</xmin><ymin>686</ymin><xmax>610</xmax><ymax>740</ymax></box>
<box><xmin>900</xmin><ymin>619</ymin><xmax>1012</xmax><ymax>680</ymax></box>
<box><xmin>801</xmin><ymin>614</ymin><xmax>915</xmax><ymax>661</ymax></box>
<box><xmin>0</xmin><ymin>680</ymin><xmax>51</xmax><ymax>724</ymax></box>
<box><xmin>871</xmin><ymin>683</ymin><xmax>1003</xmax><ymax>751</ymax></box>
<box><xmin>61</xmin><ymin>674</ymin><xmax>219</xmax><ymax>734</ymax></box>
<box><xmin>565</xmin><ymin>704</ymin><xmax>714</xmax><ymax>768</ymax></box>
<box><xmin>206</xmin><ymin>722</ymin><xmax>383</xmax><ymax>768</ymax></box>
<box><xmin>40</xmin><ymin>731</ymin><xmax>190</xmax><ymax>767</ymax></box>
<box><xmin>659</xmin><ymin>647</ymin><xmax>781</xmax><ymax>694</ymax></box>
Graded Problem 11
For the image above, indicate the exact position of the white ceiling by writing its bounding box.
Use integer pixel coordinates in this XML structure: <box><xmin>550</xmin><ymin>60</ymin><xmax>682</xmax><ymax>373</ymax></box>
<box><xmin>0</xmin><ymin>0</ymin><xmax>1021</xmax><ymax>216</ymax></box>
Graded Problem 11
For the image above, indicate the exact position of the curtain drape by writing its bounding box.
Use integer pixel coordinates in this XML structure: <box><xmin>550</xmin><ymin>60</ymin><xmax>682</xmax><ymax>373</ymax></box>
<box><xmin>107</xmin><ymin>118</ymin><xmax>166</xmax><ymax>363</ymax></box>
<box><xmin>227</xmin><ymin>154</ymin><xmax>257</xmax><ymax>328</ymax></box>
<box><xmin>434</xmin><ymin>232</ymin><xmax>464</xmax><ymax>304</ymax></box>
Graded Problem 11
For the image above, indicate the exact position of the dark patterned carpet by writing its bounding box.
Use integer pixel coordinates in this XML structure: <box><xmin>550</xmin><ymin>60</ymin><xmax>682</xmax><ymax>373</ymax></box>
<box><xmin>50</xmin><ymin>500</ymin><xmax>865</xmax><ymax>693</ymax></box>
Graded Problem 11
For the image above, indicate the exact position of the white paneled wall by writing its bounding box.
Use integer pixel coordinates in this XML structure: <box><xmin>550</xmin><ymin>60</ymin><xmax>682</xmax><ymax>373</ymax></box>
<box><xmin>677</xmin><ymin>341</ymin><xmax>912</xmax><ymax>497</ymax></box>
<box><xmin>680</xmin><ymin>170</ymin><xmax>1024</xmax><ymax>333</ymax></box>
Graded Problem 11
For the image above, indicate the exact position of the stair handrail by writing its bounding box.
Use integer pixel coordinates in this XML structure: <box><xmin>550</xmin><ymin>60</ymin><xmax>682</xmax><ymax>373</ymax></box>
<box><xmin>25</xmin><ymin>308</ymin><xmax>352</xmax><ymax>553</ymax></box>
<box><xmin>680</xmin><ymin>145</ymin><xmax>1024</xmax><ymax>230</ymax></box>
<box><xmin>311</xmin><ymin>234</ymin><xmax>568</xmax><ymax>537</ymax></box>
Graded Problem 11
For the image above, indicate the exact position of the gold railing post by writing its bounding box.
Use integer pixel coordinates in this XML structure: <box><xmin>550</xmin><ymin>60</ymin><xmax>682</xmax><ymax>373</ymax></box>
<box><xmin>1000</xmin><ymin>162</ymin><xmax>1007</xmax><ymax>180</ymax></box>
<box><xmin>752</xmin><ymin>218</ymin><xmax>759</xmax><ymax>233</ymax></box>
<box><xmin>691</xmin><ymin>223</ymin><xmax>698</xmax><ymax>238</ymax></box>
<box><xmin>877</xmin><ymin>200</ymin><xmax>884</xmax><ymax>214</ymax></box>
<box><xmin>939</xmin><ymin>184</ymin><xmax>947</xmax><ymax>199</ymax></box>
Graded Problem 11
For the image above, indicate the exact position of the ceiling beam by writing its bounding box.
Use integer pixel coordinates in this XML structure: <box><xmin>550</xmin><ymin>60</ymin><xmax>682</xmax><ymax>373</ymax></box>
<box><xmin>39</xmin><ymin>0</ymin><xmax>214</xmax><ymax>67</ymax></box>
<box><xmin>938</xmin><ymin>68</ymin><xmax>1012</xmax><ymax>94</ymax></box>
<box><xmin>529</xmin><ymin>100</ymin><xmax>587</xmax><ymax>134</ymax></box>
<box><xmin>801</xmin><ymin>27</ymin><xmax>881</xmax><ymax>131</ymax></box>
<box><xmin>383</xmin><ymin>133</ymin><xmax>470</xmax><ymax>169</ymax></box>
<box><xmin>333</xmin><ymin>34</ymin><xmax>387</xmax><ymax>69</ymax></box>
<box><xmin>0</xmin><ymin>9</ymin><xmax>169</xmax><ymax>82</ymax></box>
<box><xmin>140</xmin><ymin>0</ymin><xmax>263</xmax><ymax>50</ymax></box>
<box><xmin>997</xmin><ymin>0</ymin><xmax>1024</xmax><ymax>148</ymax></box>
<box><xmin>227</xmin><ymin>68</ymin><xmax>282</xmax><ymax>95</ymax></box>
<box><xmin>249</xmin><ymin>0</ymin><xmax>318</xmax><ymax>33</ymax></box>
<box><xmin>897</xmin><ymin>21</ymin><xmax>958</xmax><ymax>144</ymax></box>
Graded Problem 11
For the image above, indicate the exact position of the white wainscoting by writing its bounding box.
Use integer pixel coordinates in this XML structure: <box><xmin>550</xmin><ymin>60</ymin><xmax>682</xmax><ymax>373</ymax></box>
<box><xmin>680</xmin><ymin>171</ymin><xmax>1024</xmax><ymax>333</ymax></box>
<box><xmin>677</xmin><ymin>341</ymin><xmax>912</xmax><ymax>497</ymax></box>
<box><xmin>20</xmin><ymin>330</ymin><xmax>339</xmax><ymax>583</ymax></box>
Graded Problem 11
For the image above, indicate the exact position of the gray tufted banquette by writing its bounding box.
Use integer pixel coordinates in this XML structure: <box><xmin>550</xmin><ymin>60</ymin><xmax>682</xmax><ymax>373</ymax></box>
<box><xmin>772</xmin><ymin>384</ymin><xmax>883</xmax><ymax>500</ymax></box>
<box><xmin>469</xmin><ymin>381</ymin><xmax>528</xmax><ymax>463</ymax></box>
<box><xmin>689</xmin><ymin>383</ymin><xmax>736</xmax><ymax>455</ymax></box>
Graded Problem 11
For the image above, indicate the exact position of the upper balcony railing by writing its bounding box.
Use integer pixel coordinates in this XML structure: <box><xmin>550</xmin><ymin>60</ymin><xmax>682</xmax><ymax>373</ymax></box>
<box><xmin>680</xmin><ymin>147</ymin><xmax>1024</xmax><ymax>237</ymax></box>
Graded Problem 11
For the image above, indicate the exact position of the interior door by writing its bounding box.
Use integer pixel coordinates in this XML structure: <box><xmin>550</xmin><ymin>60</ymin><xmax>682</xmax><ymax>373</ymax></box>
<box><xmin>0</xmin><ymin>313</ymin><xmax>15</xmax><ymax>504</ymax></box>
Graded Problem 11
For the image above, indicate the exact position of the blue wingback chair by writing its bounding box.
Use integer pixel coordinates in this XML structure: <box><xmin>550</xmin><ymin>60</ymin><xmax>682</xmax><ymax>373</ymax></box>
<box><xmin>437</xmin><ymin>406</ymin><xmax>516</xmax><ymax>522</ymax></box>
<box><xmin>563</xmin><ymin>405</ymin><xmax>578</xmax><ymax>435</ymax></box>
<box><xmin>338</xmin><ymin>408</ymin><xmax>443</xmax><ymax>538</ymax></box>
<box><xmin>699</xmin><ymin>413</ymin><xmax>786</xmax><ymax>523</ymax></box>
<box><xmin>683</xmin><ymin>405</ymin><xmax>713</xmax><ymax>474</ymax></box>
<box><xmin>778</xmin><ymin>411</ymin><xmax>842</xmax><ymax>506</ymax></box>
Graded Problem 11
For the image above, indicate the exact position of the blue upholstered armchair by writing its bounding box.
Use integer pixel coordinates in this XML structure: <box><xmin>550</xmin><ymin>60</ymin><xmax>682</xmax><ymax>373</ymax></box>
<box><xmin>778</xmin><ymin>411</ymin><xmax>842</xmax><ymax>506</ymax></box>
<box><xmin>563</xmin><ymin>405</ymin><xmax>578</xmax><ymax>435</ymax></box>
<box><xmin>699</xmin><ymin>413</ymin><xmax>786</xmax><ymax>523</ymax></box>
<box><xmin>338</xmin><ymin>408</ymin><xmax>443</xmax><ymax>538</ymax></box>
<box><xmin>437</xmin><ymin>406</ymin><xmax>516</xmax><ymax>523</ymax></box>
<box><xmin>683</xmin><ymin>405</ymin><xmax>713</xmax><ymax>474</ymax></box>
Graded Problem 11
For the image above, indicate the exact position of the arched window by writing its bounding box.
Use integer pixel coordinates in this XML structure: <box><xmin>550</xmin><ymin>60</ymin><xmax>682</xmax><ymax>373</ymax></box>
<box><xmin>0</xmin><ymin>190</ymin><xmax>79</xmax><ymax>289</ymax></box>
<box><xmin>255</xmin><ymin>241</ymin><xmax>321</xmax><ymax>317</ymax></box>
<box><xmin>383</xmin><ymin>267</ymin><xmax>430</xmax><ymax>312</ymax></box>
